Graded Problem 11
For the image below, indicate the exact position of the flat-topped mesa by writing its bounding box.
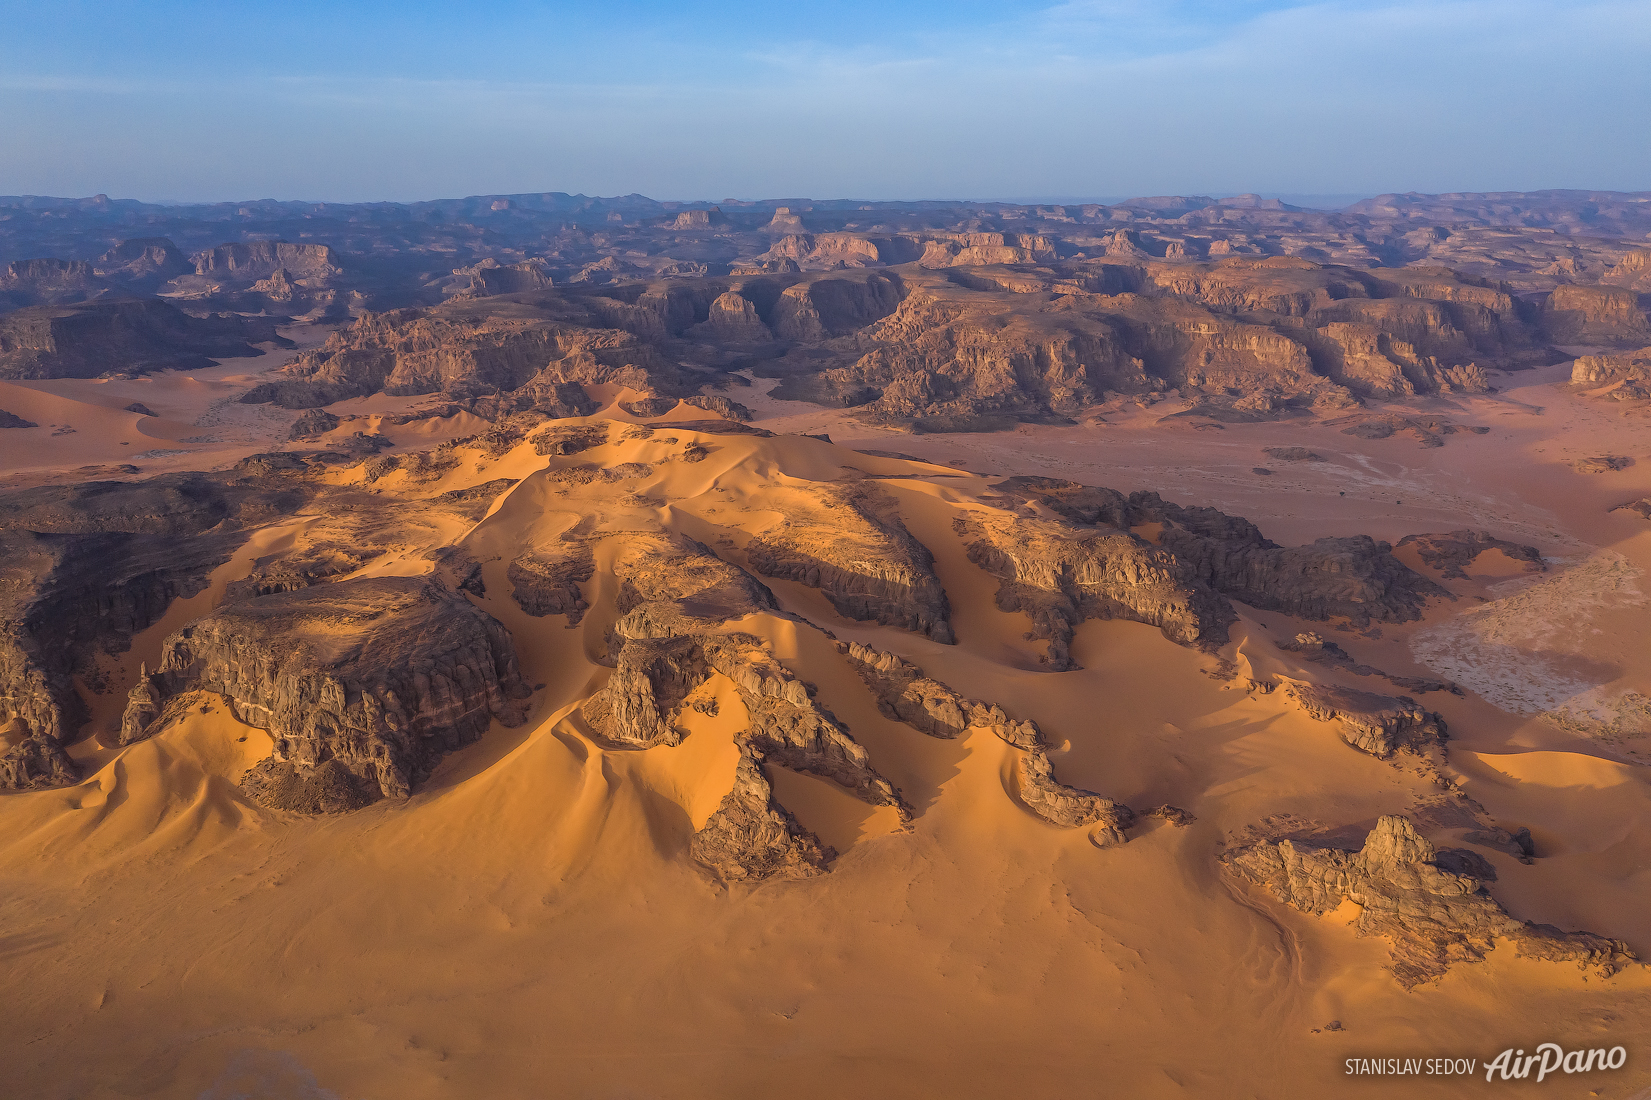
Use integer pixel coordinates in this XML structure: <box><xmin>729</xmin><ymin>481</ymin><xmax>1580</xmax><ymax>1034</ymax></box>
<box><xmin>744</xmin><ymin>483</ymin><xmax>954</xmax><ymax>643</ymax></box>
<box><xmin>1274</xmin><ymin>680</ymin><xmax>1445</xmax><ymax>758</ymax></box>
<box><xmin>126</xmin><ymin>576</ymin><xmax>530</xmax><ymax>812</ymax></box>
<box><xmin>958</xmin><ymin>511</ymin><xmax>1234</xmax><ymax>670</ymax></box>
<box><xmin>840</xmin><ymin>640</ymin><xmax>1140</xmax><ymax>842</ymax></box>
<box><xmin>1223</xmin><ymin>815</ymin><xmax>1636</xmax><ymax>988</ymax></box>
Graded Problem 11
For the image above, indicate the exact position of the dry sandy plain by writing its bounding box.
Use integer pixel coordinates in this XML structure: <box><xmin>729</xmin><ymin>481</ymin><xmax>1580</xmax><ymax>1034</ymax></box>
<box><xmin>2</xmin><ymin>329</ymin><xmax>1649</xmax><ymax>1099</ymax></box>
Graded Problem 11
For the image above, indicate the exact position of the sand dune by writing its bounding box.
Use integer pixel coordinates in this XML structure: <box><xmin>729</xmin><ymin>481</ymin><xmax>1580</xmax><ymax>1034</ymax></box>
<box><xmin>2</xmin><ymin>371</ymin><xmax>1649</xmax><ymax>1098</ymax></box>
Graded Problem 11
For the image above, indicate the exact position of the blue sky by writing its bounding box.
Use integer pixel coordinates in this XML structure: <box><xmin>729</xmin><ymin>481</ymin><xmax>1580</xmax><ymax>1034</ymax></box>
<box><xmin>2</xmin><ymin>0</ymin><xmax>1648</xmax><ymax>203</ymax></box>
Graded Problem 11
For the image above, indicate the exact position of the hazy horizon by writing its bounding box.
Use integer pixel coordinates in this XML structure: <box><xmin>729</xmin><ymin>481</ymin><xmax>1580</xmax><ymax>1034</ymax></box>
<box><xmin>4</xmin><ymin>1</ymin><xmax>1647</xmax><ymax>203</ymax></box>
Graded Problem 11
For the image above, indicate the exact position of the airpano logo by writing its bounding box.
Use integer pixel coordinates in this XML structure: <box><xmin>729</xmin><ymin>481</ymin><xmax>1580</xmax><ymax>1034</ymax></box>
<box><xmin>1343</xmin><ymin>1043</ymin><xmax>1628</xmax><ymax>1082</ymax></box>
<box><xmin>1482</xmin><ymin>1044</ymin><xmax>1627</xmax><ymax>1082</ymax></box>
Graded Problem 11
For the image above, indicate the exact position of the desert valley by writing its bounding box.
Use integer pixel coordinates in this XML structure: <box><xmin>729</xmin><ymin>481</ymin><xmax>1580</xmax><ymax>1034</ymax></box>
<box><xmin>1</xmin><ymin>187</ymin><xmax>1649</xmax><ymax>1097</ymax></box>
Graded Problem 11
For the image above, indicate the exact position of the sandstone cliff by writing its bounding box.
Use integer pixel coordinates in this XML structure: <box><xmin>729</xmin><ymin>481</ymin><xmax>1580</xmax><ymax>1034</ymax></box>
<box><xmin>1542</xmin><ymin>283</ymin><xmax>1651</xmax><ymax>346</ymax></box>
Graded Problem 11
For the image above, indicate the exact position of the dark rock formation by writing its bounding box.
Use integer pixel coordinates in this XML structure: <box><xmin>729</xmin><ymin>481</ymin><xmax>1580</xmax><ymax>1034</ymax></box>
<box><xmin>745</xmin><ymin>483</ymin><xmax>954</xmax><ymax>643</ymax></box>
<box><xmin>963</xmin><ymin>479</ymin><xmax>1441</xmax><ymax>668</ymax></box>
<box><xmin>120</xmin><ymin>662</ymin><xmax>162</xmax><ymax>744</ymax></box>
<box><xmin>1611</xmin><ymin>498</ymin><xmax>1651</xmax><ymax>520</ymax></box>
<box><xmin>0</xmin><ymin>258</ymin><xmax>109</xmax><ymax>310</ymax></box>
<box><xmin>840</xmin><ymin>639</ymin><xmax>1139</xmax><ymax>840</ymax></box>
<box><xmin>0</xmin><ymin>408</ymin><xmax>37</xmax><ymax>428</ymax></box>
<box><xmin>1275</xmin><ymin>680</ymin><xmax>1445</xmax><ymax>758</ymax></box>
<box><xmin>1572</xmin><ymin>347</ymin><xmax>1651</xmax><ymax>399</ymax></box>
<box><xmin>0</xmin><ymin>472</ymin><xmax>306</xmax><ymax>745</ymax></box>
<box><xmin>532</xmin><ymin>423</ymin><xmax>609</xmax><ymax>455</ymax></box>
<box><xmin>1277</xmin><ymin>632</ymin><xmax>1459</xmax><ymax>695</ymax></box>
<box><xmin>689</xmin><ymin>747</ymin><xmax>833</xmax><ymax>883</ymax></box>
<box><xmin>1223</xmin><ymin>815</ymin><xmax>1635</xmax><ymax>987</ymax></box>
<box><xmin>841</xmin><ymin>640</ymin><xmax>1038</xmax><ymax>747</ymax></box>
<box><xmin>1575</xmin><ymin>455</ymin><xmax>1634</xmax><ymax>473</ymax></box>
<box><xmin>1542</xmin><ymin>284</ymin><xmax>1651</xmax><ymax>346</ymax></box>
<box><xmin>127</xmin><ymin>577</ymin><xmax>530</xmax><ymax>808</ymax></box>
<box><xmin>569</xmin><ymin>533</ymin><xmax>906</xmax><ymax>874</ymax></box>
<box><xmin>1396</xmin><ymin>530</ymin><xmax>1545</xmax><ymax>579</ymax></box>
<box><xmin>508</xmin><ymin>544</ymin><xmax>596</xmax><ymax>623</ymax></box>
<box><xmin>0</xmin><ymin>298</ymin><xmax>287</xmax><ymax>379</ymax></box>
<box><xmin>958</xmin><ymin>509</ymin><xmax>1233</xmax><ymax>668</ymax></box>
<box><xmin>681</xmin><ymin>395</ymin><xmax>752</xmax><ymax>421</ymax></box>
<box><xmin>0</xmin><ymin>723</ymin><xmax>78</xmax><ymax>790</ymax></box>
<box><xmin>619</xmin><ymin>396</ymin><xmax>680</xmax><ymax>418</ymax></box>
<box><xmin>1125</xmin><ymin>491</ymin><xmax>1446</xmax><ymax>625</ymax></box>
<box><xmin>288</xmin><ymin>408</ymin><xmax>339</xmax><ymax>440</ymax></box>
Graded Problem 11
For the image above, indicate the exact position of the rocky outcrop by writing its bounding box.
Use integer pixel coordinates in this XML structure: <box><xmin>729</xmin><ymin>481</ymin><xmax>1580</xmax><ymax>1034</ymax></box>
<box><xmin>508</xmin><ymin>544</ymin><xmax>596</xmax><ymax>623</ymax></box>
<box><xmin>1396</xmin><ymin>530</ymin><xmax>1545</xmax><ymax>579</ymax></box>
<box><xmin>1276</xmin><ymin>632</ymin><xmax>1458</xmax><ymax>695</ymax></box>
<box><xmin>1542</xmin><ymin>284</ymin><xmax>1651</xmax><ymax>346</ymax></box>
<box><xmin>1611</xmin><ymin>498</ymin><xmax>1651</xmax><ymax>520</ymax></box>
<box><xmin>94</xmin><ymin>237</ymin><xmax>192</xmax><ymax>288</ymax></box>
<box><xmin>1017</xmin><ymin>749</ymin><xmax>1131</xmax><ymax>844</ymax></box>
<box><xmin>0</xmin><ymin>722</ymin><xmax>78</xmax><ymax>790</ymax></box>
<box><xmin>238</xmin><ymin>299</ymin><xmax>672</xmax><ymax>411</ymax></box>
<box><xmin>1223</xmin><ymin>815</ymin><xmax>1635</xmax><ymax>987</ymax></box>
<box><xmin>744</xmin><ymin>483</ymin><xmax>954</xmax><ymax>643</ymax></box>
<box><xmin>963</xmin><ymin>478</ymin><xmax>1441</xmax><ymax>667</ymax></box>
<box><xmin>1601</xmin><ymin>249</ymin><xmax>1651</xmax><ymax>291</ymax></box>
<box><xmin>191</xmin><ymin>241</ymin><xmax>342</xmax><ymax>282</ymax></box>
<box><xmin>532</xmin><ymin>423</ymin><xmax>609</xmax><ymax>455</ymax></box>
<box><xmin>1125</xmin><ymin>491</ymin><xmax>1446</xmax><ymax>625</ymax></box>
<box><xmin>689</xmin><ymin>747</ymin><xmax>832</xmax><ymax>883</ymax></box>
<box><xmin>128</xmin><ymin>577</ymin><xmax>530</xmax><ymax>808</ymax></box>
<box><xmin>840</xmin><ymin>640</ymin><xmax>1038</xmax><ymax>747</ymax></box>
<box><xmin>1571</xmin><ymin>347</ymin><xmax>1651</xmax><ymax>399</ymax></box>
<box><xmin>681</xmin><ymin>395</ymin><xmax>752</xmax><ymax>421</ymax></box>
<box><xmin>959</xmin><ymin>510</ymin><xmax>1233</xmax><ymax>668</ymax></box>
<box><xmin>466</xmin><ymin>261</ymin><xmax>552</xmax><ymax>297</ymax></box>
<box><xmin>0</xmin><ymin>298</ymin><xmax>286</xmax><ymax>379</ymax></box>
<box><xmin>1274</xmin><ymin>680</ymin><xmax>1445</xmax><ymax>758</ymax></box>
<box><xmin>0</xmin><ymin>473</ymin><xmax>305</xmax><ymax>745</ymax></box>
<box><xmin>0</xmin><ymin>258</ymin><xmax>107</xmax><ymax>310</ymax></box>
<box><xmin>840</xmin><ymin>639</ymin><xmax>1139</xmax><ymax>839</ymax></box>
<box><xmin>0</xmin><ymin>409</ymin><xmax>37</xmax><ymax>428</ymax></box>
<box><xmin>767</xmin><ymin>273</ymin><xmax>905</xmax><ymax>340</ymax></box>
<box><xmin>288</xmin><ymin>408</ymin><xmax>340</xmax><ymax>440</ymax></box>
<box><xmin>119</xmin><ymin>662</ymin><xmax>163</xmax><ymax>744</ymax></box>
<box><xmin>571</xmin><ymin>533</ymin><xmax>906</xmax><ymax>874</ymax></box>
<box><xmin>689</xmin><ymin>292</ymin><xmax>772</xmax><ymax>343</ymax></box>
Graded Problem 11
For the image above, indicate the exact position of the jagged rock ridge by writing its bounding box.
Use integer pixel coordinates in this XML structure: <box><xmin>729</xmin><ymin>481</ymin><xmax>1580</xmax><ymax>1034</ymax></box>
<box><xmin>1223</xmin><ymin>815</ymin><xmax>1635</xmax><ymax>987</ymax></box>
